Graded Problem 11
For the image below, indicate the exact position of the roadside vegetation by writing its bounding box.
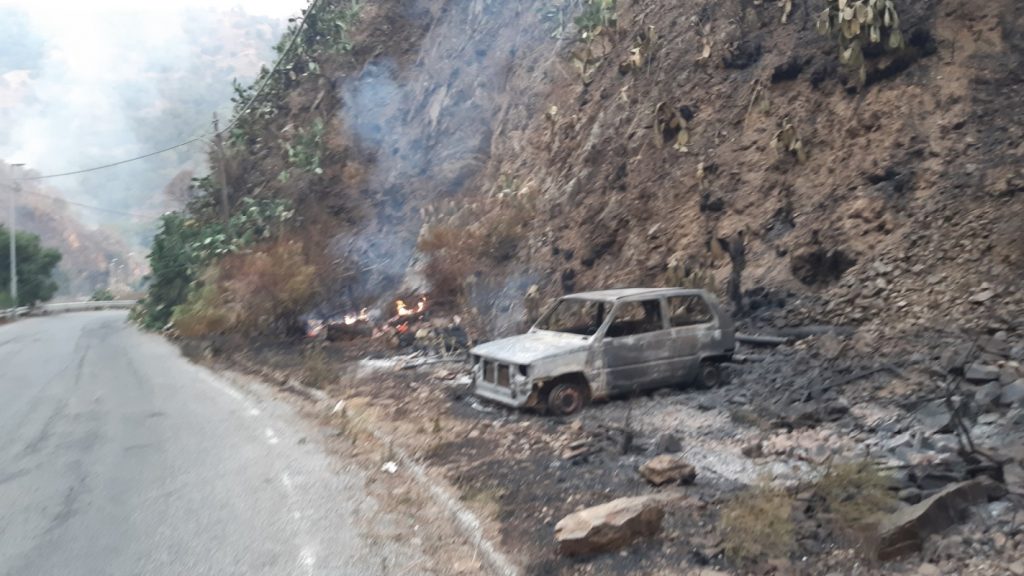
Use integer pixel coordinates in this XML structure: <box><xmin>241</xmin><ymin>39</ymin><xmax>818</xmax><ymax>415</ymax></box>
<box><xmin>0</xmin><ymin>224</ymin><xmax>62</xmax><ymax>308</ymax></box>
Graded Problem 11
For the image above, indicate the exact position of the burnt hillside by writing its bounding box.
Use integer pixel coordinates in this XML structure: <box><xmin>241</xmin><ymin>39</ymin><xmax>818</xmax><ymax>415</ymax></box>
<box><xmin>185</xmin><ymin>0</ymin><xmax>1022</xmax><ymax>339</ymax></box>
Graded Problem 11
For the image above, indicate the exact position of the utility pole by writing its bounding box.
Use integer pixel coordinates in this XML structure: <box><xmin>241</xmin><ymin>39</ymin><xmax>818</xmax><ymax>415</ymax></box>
<box><xmin>8</xmin><ymin>163</ymin><xmax>23</xmax><ymax>306</ymax></box>
<box><xmin>212</xmin><ymin>115</ymin><xmax>231</xmax><ymax>233</ymax></box>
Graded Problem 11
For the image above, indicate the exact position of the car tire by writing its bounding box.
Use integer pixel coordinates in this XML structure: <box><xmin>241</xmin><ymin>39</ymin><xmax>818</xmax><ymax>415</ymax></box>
<box><xmin>698</xmin><ymin>361</ymin><xmax>723</xmax><ymax>389</ymax></box>
<box><xmin>546</xmin><ymin>381</ymin><xmax>589</xmax><ymax>416</ymax></box>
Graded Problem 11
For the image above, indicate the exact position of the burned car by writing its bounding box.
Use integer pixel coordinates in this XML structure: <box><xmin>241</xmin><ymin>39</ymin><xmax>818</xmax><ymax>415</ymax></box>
<box><xmin>470</xmin><ymin>288</ymin><xmax>735</xmax><ymax>415</ymax></box>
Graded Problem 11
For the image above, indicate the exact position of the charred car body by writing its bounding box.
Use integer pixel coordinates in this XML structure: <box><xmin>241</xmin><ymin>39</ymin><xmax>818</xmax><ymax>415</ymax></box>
<box><xmin>470</xmin><ymin>288</ymin><xmax>735</xmax><ymax>415</ymax></box>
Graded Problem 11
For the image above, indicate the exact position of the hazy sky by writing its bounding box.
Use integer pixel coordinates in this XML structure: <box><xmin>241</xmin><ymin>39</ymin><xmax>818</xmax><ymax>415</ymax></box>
<box><xmin>1</xmin><ymin>0</ymin><xmax>305</xmax><ymax>18</ymax></box>
<box><xmin>0</xmin><ymin>0</ymin><xmax>308</xmax><ymax>230</ymax></box>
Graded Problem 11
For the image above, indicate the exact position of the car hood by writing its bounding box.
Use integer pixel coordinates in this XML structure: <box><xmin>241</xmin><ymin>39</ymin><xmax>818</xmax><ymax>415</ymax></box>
<box><xmin>470</xmin><ymin>331</ymin><xmax>590</xmax><ymax>365</ymax></box>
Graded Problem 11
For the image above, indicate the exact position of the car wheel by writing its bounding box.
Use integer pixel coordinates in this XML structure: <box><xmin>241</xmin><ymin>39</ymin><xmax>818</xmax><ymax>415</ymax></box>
<box><xmin>698</xmin><ymin>362</ymin><xmax>722</xmax><ymax>389</ymax></box>
<box><xmin>546</xmin><ymin>381</ymin><xmax>589</xmax><ymax>416</ymax></box>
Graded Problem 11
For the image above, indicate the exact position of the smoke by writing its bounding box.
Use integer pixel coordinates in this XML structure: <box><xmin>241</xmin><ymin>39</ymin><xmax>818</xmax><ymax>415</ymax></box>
<box><xmin>326</xmin><ymin>0</ymin><xmax>557</xmax><ymax>326</ymax></box>
<box><xmin>0</xmin><ymin>3</ymin><xmax>304</xmax><ymax>244</ymax></box>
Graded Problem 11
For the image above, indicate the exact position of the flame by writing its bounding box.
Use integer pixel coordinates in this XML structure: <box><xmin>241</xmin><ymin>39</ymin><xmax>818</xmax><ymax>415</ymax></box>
<box><xmin>343</xmin><ymin>308</ymin><xmax>370</xmax><ymax>325</ymax></box>
<box><xmin>396</xmin><ymin>297</ymin><xmax>427</xmax><ymax>317</ymax></box>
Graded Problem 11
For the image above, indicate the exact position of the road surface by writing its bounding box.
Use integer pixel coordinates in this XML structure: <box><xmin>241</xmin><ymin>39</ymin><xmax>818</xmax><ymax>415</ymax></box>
<box><xmin>0</xmin><ymin>311</ymin><xmax>425</xmax><ymax>576</ymax></box>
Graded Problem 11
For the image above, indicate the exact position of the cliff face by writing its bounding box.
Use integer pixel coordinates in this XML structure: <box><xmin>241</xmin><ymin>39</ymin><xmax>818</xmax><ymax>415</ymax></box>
<box><xmin>223</xmin><ymin>0</ymin><xmax>1024</xmax><ymax>336</ymax></box>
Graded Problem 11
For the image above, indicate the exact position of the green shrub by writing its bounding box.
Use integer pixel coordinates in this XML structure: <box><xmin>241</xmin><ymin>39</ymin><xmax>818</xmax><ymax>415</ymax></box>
<box><xmin>90</xmin><ymin>289</ymin><xmax>116</xmax><ymax>302</ymax></box>
<box><xmin>0</xmin><ymin>224</ymin><xmax>62</xmax><ymax>307</ymax></box>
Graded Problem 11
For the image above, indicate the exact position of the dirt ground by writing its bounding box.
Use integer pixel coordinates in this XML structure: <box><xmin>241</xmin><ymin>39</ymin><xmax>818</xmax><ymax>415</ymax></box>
<box><xmin>187</xmin><ymin>318</ymin><xmax>1024</xmax><ymax>576</ymax></box>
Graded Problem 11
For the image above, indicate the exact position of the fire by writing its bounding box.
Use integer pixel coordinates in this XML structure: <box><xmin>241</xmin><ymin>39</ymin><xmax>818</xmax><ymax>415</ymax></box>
<box><xmin>396</xmin><ymin>297</ymin><xmax>427</xmax><ymax>317</ymax></box>
<box><xmin>343</xmin><ymin>308</ymin><xmax>370</xmax><ymax>325</ymax></box>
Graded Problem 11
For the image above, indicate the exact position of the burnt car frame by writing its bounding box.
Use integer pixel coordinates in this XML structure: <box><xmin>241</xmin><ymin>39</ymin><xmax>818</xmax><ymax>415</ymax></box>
<box><xmin>469</xmin><ymin>288</ymin><xmax>735</xmax><ymax>415</ymax></box>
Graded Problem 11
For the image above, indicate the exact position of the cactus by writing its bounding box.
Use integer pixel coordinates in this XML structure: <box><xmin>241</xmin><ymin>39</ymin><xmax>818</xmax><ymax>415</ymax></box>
<box><xmin>816</xmin><ymin>0</ymin><xmax>905</xmax><ymax>86</ymax></box>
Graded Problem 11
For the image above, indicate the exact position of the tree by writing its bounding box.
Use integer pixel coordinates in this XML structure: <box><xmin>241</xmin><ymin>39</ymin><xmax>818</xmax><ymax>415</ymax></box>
<box><xmin>0</xmin><ymin>224</ymin><xmax>62</xmax><ymax>307</ymax></box>
<box><xmin>138</xmin><ymin>213</ymin><xmax>200</xmax><ymax>328</ymax></box>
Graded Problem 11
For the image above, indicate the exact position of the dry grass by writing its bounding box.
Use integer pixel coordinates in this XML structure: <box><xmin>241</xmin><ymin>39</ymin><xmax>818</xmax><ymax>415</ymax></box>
<box><xmin>719</xmin><ymin>483</ymin><xmax>797</xmax><ymax>566</ymax></box>
<box><xmin>301</xmin><ymin>345</ymin><xmax>336</xmax><ymax>389</ymax></box>
<box><xmin>173</xmin><ymin>239</ymin><xmax>317</xmax><ymax>337</ymax></box>
<box><xmin>814</xmin><ymin>460</ymin><xmax>898</xmax><ymax>545</ymax></box>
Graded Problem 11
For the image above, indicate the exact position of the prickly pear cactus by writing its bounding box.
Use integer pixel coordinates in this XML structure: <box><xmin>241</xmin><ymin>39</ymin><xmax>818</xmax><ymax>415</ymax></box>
<box><xmin>816</xmin><ymin>0</ymin><xmax>905</xmax><ymax>85</ymax></box>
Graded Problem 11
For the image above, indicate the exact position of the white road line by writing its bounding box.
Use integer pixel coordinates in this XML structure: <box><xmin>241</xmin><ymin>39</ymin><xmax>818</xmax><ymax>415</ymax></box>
<box><xmin>265</xmin><ymin>428</ymin><xmax>280</xmax><ymax>445</ymax></box>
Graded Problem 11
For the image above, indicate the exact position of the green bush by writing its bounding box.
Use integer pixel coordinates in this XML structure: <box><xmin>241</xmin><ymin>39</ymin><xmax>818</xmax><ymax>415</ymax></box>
<box><xmin>0</xmin><ymin>224</ymin><xmax>62</xmax><ymax>307</ymax></box>
<box><xmin>90</xmin><ymin>288</ymin><xmax>116</xmax><ymax>302</ymax></box>
<box><xmin>137</xmin><ymin>198</ymin><xmax>294</xmax><ymax>330</ymax></box>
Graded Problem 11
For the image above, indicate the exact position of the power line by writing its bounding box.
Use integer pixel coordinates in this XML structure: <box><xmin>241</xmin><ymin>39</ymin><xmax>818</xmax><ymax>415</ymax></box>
<box><xmin>3</xmin><ymin>186</ymin><xmax>163</xmax><ymax>220</ymax></box>
<box><xmin>14</xmin><ymin>0</ymin><xmax>323</xmax><ymax>183</ymax></box>
<box><xmin>16</xmin><ymin>138</ymin><xmax>205</xmax><ymax>182</ymax></box>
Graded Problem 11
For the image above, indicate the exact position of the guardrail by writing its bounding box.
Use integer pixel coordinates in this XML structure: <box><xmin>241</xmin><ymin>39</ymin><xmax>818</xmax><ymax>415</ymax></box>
<box><xmin>0</xmin><ymin>300</ymin><xmax>136</xmax><ymax>320</ymax></box>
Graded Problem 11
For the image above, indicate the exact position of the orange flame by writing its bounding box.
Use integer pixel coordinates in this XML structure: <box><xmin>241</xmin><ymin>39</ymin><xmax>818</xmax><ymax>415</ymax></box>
<box><xmin>343</xmin><ymin>308</ymin><xmax>370</xmax><ymax>325</ymax></box>
<box><xmin>396</xmin><ymin>297</ymin><xmax>427</xmax><ymax>317</ymax></box>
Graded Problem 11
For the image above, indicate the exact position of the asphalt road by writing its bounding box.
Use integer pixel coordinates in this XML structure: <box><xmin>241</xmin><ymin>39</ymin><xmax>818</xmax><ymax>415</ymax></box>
<box><xmin>0</xmin><ymin>311</ymin><xmax>424</xmax><ymax>576</ymax></box>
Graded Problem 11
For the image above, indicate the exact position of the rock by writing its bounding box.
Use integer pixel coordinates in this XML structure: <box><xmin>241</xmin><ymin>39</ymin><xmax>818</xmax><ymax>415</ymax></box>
<box><xmin>916</xmin><ymin>400</ymin><xmax>954</xmax><ymax>435</ymax></box>
<box><xmin>639</xmin><ymin>455</ymin><xmax>697</xmax><ymax>486</ymax></box>
<box><xmin>1004</xmin><ymin>462</ymin><xmax>1024</xmax><ymax>494</ymax></box>
<box><xmin>1009</xmin><ymin>561</ymin><xmax>1024</xmax><ymax>576</ymax></box>
<box><xmin>1000</xmin><ymin>365</ymin><xmax>1020</xmax><ymax>384</ymax></box>
<box><xmin>554</xmin><ymin>495</ymin><xmax>665</xmax><ymax>556</ymax></box>
<box><xmin>875</xmin><ymin>478</ymin><xmax>1007</xmax><ymax>560</ymax></box>
<box><xmin>965</xmin><ymin>362</ymin><xmax>1000</xmax><ymax>382</ymax></box>
<box><xmin>652</xmin><ymin>432</ymin><xmax>682</xmax><ymax>454</ymax></box>
<box><xmin>975</xmin><ymin>382</ymin><xmax>1003</xmax><ymax>408</ymax></box>
<box><xmin>977</xmin><ymin>412</ymin><xmax>1000</xmax><ymax>425</ymax></box>
<box><xmin>1010</xmin><ymin>345</ymin><xmax>1024</xmax><ymax>361</ymax></box>
<box><xmin>917</xmin><ymin>563</ymin><xmax>941</xmax><ymax>576</ymax></box>
<box><xmin>742</xmin><ymin>440</ymin><xmax>765</xmax><ymax>458</ymax></box>
<box><xmin>898</xmin><ymin>487</ymin><xmax>923</xmax><ymax>504</ymax></box>
<box><xmin>969</xmin><ymin>288</ymin><xmax>996</xmax><ymax>304</ymax></box>
<box><xmin>1000</xmin><ymin>380</ymin><xmax>1024</xmax><ymax>406</ymax></box>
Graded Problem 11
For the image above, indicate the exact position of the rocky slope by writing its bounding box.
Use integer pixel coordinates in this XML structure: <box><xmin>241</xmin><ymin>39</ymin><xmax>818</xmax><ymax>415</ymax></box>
<box><xmin>220</xmin><ymin>0</ymin><xmax>1021</xmax><ymax>339</ymax></box>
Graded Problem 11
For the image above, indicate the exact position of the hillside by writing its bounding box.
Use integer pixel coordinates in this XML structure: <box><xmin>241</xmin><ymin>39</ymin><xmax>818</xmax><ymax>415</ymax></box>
<box><xmin>146</xmin><ymin>0</ymin><xmax>1024</xmax><ymax>574</ymax></box>
<box><xmin>161</xmin><ymin>0</ymin><xmax>1022</xmax><ymax>335</ymax></box>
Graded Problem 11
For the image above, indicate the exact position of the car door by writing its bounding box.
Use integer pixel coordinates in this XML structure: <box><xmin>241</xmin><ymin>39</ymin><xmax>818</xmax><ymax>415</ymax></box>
<box><xmin>599</xmin><ymin>298</ymin><xmax>676</xmax><ymax>394</ymax></box>
<box><xmin>662</xmin><ymin>294</ymin><xmax>716</xmax><ymax>384</ymax></box>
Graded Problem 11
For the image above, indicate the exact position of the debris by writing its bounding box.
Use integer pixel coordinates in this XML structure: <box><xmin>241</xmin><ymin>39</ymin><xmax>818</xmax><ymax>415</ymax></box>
<box><xmin>652</xmin><ymin>432</ymin><xmax>682</xmax><ymax>454</ymax></box>
<box><xmin>331</xmin><ymin>399</ymin><xmax>347</xmax><ymax>414</ymax></box>
<box><xmin>875</xmin><ymin>478</ymin><xmax>1006</xmax><ymax>560</ymax></box>
<box><xmin>915</xmin><ymin>400</ymin><xmax>955</xmax><ymax>435</ymax></box>
<box><xmin>968</xmin><ymin>288</ymin><xmax>997</xmax><ymax>304</ymax></box>
<box><xmin>554</xmin><ymin>495</ymin><xmax>665</xmax><ymax>556</ymax></box>
<box><xmin>381</xmin><ymin>461</ymin><xmax>398</xmax><ymax>474</ymax></box>
<box><xmin>1000</xmin><ymin>380</ymin><xmax>1024</xmax><ymax>406</ymax></box>
<box><xmin>974</xmin><ymin>382</ymin><xmax>1002</xmax><ymax>408</ymax></box>
<box><xmin>639</xmin><ymin>455</ymin><xmax>697</xmax><ymax>486</ymax></box>
<box><xmin>742</xmin><ymin>440</ymin><xmax>765</xmax><ymax>459</ymax></box>
<box><xmin>965</xmin><ymin>362</ymin><xmax>1000</xmax><ymax>382</ymax></box>
<box><xmin>736</xmin><ymin>332</ymin><xmax>790</xmax><ymax>346</ymax></box>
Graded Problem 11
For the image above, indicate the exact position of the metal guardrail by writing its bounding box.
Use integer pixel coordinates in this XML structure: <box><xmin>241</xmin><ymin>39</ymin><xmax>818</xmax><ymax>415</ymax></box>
<box><xmin>0</xmin><ymin>306</ymin><xmax>29</xmax><ymax>320</ymax></box>
<box><xmin>0</xmin><ymin>300</ymin><xmax>136</xmax><ymax>320</ymax></box>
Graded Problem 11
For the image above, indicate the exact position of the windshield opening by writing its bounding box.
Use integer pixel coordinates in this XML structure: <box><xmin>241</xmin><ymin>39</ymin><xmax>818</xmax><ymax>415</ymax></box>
<box><xmin>534</xmin><ymin>298</ymin><xmax>608</xmax><ymax>336</ymax></box>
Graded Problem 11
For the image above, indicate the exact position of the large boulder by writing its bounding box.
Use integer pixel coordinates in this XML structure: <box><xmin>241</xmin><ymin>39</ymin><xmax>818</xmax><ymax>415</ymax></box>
<box><xmin>554</xmin><ymin>495</ymin><xmax>665</xmax><ymax>556</ymax></box>
<box><xmin>875</xmin><ymin>478</ymin><xmax>1006</xmax><ymax>560</ymax></box>
<box><xmin>639</xmin><ymin>455</ymin><xmax>697</xmax><ymax>486</ymax></box>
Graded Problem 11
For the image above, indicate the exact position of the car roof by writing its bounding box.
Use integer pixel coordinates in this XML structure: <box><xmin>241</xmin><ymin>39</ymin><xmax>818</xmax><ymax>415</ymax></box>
<box><xmin>563</xmin><ymin>288</ymin><xmax>708</xmax><ymax>302</ymax></box>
